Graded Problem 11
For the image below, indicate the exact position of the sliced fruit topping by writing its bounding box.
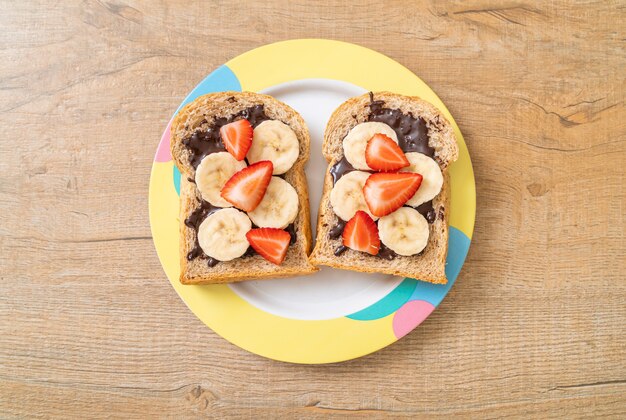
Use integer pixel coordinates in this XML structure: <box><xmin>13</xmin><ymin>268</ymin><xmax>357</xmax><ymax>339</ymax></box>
<box><xmin>246</xmin><ymin>228</ymin><xmax>291</xmax><ymax>265</ymax></box>
<box><xmin>378</xmin><ymin>207</ymin><xmax>429</xmax><ymax>256</ymax></box>
<box><xmin>342</xmin><ymin>210</ymin><xmax>380</xmax><ymax>255</ymax></box>
<box><xmin>248</xmin><ymin>176</ymin><xmax>299</xmax><ymax>229</ymax></box>
<box><xmin>220</xmin><ymin>119</ymin><xmax>253</xmax><ymax>161</ymax></box>
<box><xmin>197</xmin><ymin>208</ymin><xmax>252</xmax><ymax>261</ymax></box>
<box><xmin>248</xmin><ymin>120</ymin><xmax>300</xmax><ymax>174</ymax></box>
<box><xmin>403</xmin><ymin>152</ymin><xmax>444</xmax><ymax>206</ymax></box>
<box><xmin>330</xmin><ymin>170</ymin><xmax>377</xmax><ymax>221</ymax></box>
<box><xmin>343</xmin><ymin>122</ymin><xmax>399</xmax><ymax>170</ymax></box>
<box><xmin>195</xmin><ymin>152</ymin><xmax>246</xmax><ymax>207</ymax></box>
<box><xmin>365</xmin><ymin>133</ymin><xmax>410</xmax><ymax>171</ymax></box>
<box><xmin>363</xmin><ymin>172</ymin><xmax>423</xmax><ymax>217</ymax></box>
<box><xmin>220</xmin><ymin>161</ymin><xmax>273</xmax><ymax>212</ymax></box>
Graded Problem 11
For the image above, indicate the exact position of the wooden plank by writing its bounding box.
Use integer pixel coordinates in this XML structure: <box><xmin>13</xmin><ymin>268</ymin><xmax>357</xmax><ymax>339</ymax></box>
<box><xmin>0</xmin><ymin>0</ymin><xmax>624</xmax><ymax>417</ymax></box>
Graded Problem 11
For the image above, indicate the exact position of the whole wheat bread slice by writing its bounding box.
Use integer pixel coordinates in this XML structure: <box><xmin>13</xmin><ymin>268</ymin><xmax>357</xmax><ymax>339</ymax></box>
<box><xmin>171</xmin><ymin>91</ymin><xmax>318</xmax><ymax>284</ymax></box>
<box><xmin>309</xmin><ymin>92</ymin><xmax>459</xmax><ymax>284</ymax></box>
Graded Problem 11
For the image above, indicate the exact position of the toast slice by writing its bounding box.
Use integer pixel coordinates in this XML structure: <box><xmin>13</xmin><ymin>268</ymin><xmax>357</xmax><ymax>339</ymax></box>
<box><xmin>309</xmin><ymin>92</ymin><xmax>459</xmax><ymax>284</ymax></box>
<box><xmin>171</xmin><ymin>91</ymin><xmax>318</xmax><ymax>284</ymax></box>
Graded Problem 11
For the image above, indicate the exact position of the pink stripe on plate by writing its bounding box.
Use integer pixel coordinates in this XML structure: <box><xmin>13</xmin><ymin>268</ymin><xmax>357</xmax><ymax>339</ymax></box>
<box><xmin>155</xmin><ymin>120</ymin><xmax>173</xmax><ymax>162</ymax></box>
<box><xmin>392</xmin><ymin>300</ymin><xmax>435</xmax><ymax>339</ymax></box>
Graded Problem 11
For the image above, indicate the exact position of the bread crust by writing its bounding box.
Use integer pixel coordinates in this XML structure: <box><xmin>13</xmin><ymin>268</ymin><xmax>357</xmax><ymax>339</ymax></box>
<box><xmin>308</xmin><ymin>92</ymin><xmax>459</xmax><ymax>284</ymax></box>
<box><xmin>171</xmin><ymin>91</ymin><xmax>318</xmax><ymax>284</ymax></box>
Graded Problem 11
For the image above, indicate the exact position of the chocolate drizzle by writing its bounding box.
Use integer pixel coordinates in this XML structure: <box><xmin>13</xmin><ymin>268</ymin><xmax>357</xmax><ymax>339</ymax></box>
<box><xmin>329</xmin><ymin>157</ymin><xmax>358</xmax><ymax>185</ymax></box>
<box><xmin>286</xmin><ymin>223</ymin><xmax>297</xmax><ymax>245</ymax></box>
<box><xmin>377</xmin><ymin>244</ymin><xmax>396</xmax><ymax>260</ymax></box>
<box><xmin>184</xmin><ymin>200</ymin><xmax>222</xmax><ymax>262</ymax></box>
<box><xmin>182</xmin><ymin>130</ymin><xmax>225</xmax><ymax>169</ymax></box>
<box><xmin>415</xmin><ymin>201</ymin><xmax>436</xmax><ymax>224</ymax></box>
<box><xmin>368</xmin><ymin>96</ymin><xmax>434</xmax><ymax>157</ymax></box>
<box><xmin>182</xmin><ymin>105</ymin><xmax>270</xmax><ymax>169</ymax></box>
<box><xmin>334</xmin><ymin>245</ymin><xmax>348</xmax><ymax>256</ymax></box>
<box><xmin>329</xmin><ymin>219</ymin><xmax>347</xmax><ymax>240</ymax></box>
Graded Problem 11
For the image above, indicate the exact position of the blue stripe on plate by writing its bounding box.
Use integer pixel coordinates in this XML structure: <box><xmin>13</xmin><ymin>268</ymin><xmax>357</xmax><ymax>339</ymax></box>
<box><xmin>346</xmin><ymin>278</ymin><xmax>418</xmax><ymax>321</ymax></box>
<box><xmin>347</xmin><ymin>226</ymin><xmax>471</xmax><ymax>320</ymax></box>
<box><xmin>407</xmin><ymin>226</ymin><xmax>471</xmax><ymax>307</ymax></box>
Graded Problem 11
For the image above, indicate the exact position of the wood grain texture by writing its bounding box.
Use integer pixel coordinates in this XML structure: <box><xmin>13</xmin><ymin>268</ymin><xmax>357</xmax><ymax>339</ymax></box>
<box><xmin>0</xmin><ymin>0</ymin><xmax>624</xmax><ymax>418</ymax></box>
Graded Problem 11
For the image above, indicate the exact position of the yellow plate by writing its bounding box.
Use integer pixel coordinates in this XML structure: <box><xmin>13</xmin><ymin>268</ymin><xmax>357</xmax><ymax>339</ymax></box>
<box><xmin>149</xmin><ymin>39</ymin><xmax>475</xmax><ymax>364</ymax></box>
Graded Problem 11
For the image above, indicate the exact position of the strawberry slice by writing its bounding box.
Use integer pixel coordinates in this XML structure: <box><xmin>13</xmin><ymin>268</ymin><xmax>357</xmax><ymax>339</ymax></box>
<box><xmin>365</xmin><ymin>133</ymin><xmax>410</xmax><ymax>171</ymax></box>
<box><xmin>363</xmin><ymin>172</ymin><xmax>423</xmax><ymax>217</ymax></box>
<box><xmin>246</xmin><ymin>228</ymin><xmax>291</xmax><ymax>265</ymax></box>
<box><xmin>342</xmin><ymin>211</ymin><xmax>380</xmax><ymax>255</ymax></box>
<box><xmin>221</xmin><ymin>161</ymin><xmax>273</xmax><ymax>212</ymax></box>
<box><xmin>220</xmin><ymin>119</ymin><xmax>253</xmax><ymax>161</ymax></box>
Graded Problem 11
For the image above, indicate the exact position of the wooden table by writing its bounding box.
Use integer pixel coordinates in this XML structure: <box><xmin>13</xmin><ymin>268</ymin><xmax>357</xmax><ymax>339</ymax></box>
<box><xmin>1</xmin><ymin>1</ymin><xmax>624</xmax><ymax>418</ymax></box>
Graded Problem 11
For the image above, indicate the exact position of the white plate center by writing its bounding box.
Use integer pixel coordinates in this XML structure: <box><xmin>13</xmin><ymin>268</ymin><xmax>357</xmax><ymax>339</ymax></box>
<box><xmin>229</xmin><ymin>79</ymin><xmax>402</xmax><ymax>321</ymax></box>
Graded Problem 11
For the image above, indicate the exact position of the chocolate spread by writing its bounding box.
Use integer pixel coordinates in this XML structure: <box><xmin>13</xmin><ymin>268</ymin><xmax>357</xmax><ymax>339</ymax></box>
<box><xmin>334</xmin><ymin>245</ymin><xmax>348</xmax><ymax>256</ymax></box>
<box><xmin>368</xmin><ymin>92</ymin><xmax>434</xmax><ymax>157</ymax></box>
<box><xmin>415</xmin><ymin>201</ymin><xmax>436</xmax><ymax>224</ymax></box>
<box><xmin>183</xmin><ymin>105</ymin><xmax>270</xmax><ymax>169</ymax></box>
<box><xmin>184</xmin><ymin>200</ymin><xmax>222</xmax><ymax>262</ymax></box>
<box><xmin>286</xmin><ymin>223</ymin><xmax>297</xmax><ymax>245</ymax></box>
<box><xmin>377</xmin><ymin>244</ymin><xmax>396</xmax><ymax>260</ymax></box>
<box><xmin>329</xmin><ymin>157</ymin><xmax>359</xmax><ymax>184</ymax></box>
<box><xmin>328</xmin><ymin>218</ymin><xmax>347</xmax><ymax>240</ymax></box>
<box><xmin>182</xmin><ymin>105</ymin><xmax>297</xmax><ymax>267</ymax></box>
<box><xmin>329</xmin><ymin>93</ymin><xmax>441</xmax><ymax>260</ymax></box>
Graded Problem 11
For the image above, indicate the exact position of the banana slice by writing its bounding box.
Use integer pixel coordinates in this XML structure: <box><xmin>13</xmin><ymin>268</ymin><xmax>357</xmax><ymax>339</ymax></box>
<box><xmin>247</xmin><ymin>120</ymin><xmax>300</xmax><ymax>175</ymax></box>
<box><xmin>378</xmin><ymin>207</ymin><xmax>429</xmax><ymax>256</ymax></box>
<box><xmin>247</xmin><ymin>176</ymin><xmax>298</xmax><ymax>228</ymax></box>
<box><xmin>343</xmin><ymin>122</ymin><xmax>398</xmax><ymax>170</ymax></box>
<box><xmin>330</xmin><ymin>170</ymin><xmax>378</xmax><ymax>221</ymax></box>
<box><xmin>197</xmin><ymin>208</ymin><xmax>252</xmax><ymax>261</ymax></box>
<box><xmin>195</xmin><ymin>152</ymin><xmax>247</xmax><ymax>207</ymax></box>
<box><xmin>404</xmin><ymin>152</ymin><xmax>444</xmax><ymax>207</ymax></box>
